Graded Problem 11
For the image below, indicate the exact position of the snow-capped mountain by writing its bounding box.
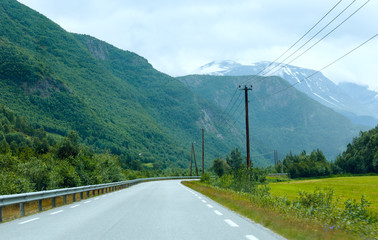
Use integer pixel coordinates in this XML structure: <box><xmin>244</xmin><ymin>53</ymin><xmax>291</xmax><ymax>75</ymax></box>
<box><xmin>196</xmin><ymin>60</ymin><xmax>378</xmax><ymax>127</ymax></box>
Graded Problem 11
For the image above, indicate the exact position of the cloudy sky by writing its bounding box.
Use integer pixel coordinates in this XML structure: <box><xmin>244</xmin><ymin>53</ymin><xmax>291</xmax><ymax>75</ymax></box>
<box><xmin>18</xmin><ymin>0</ymin><xmax>378</xmax><ymax>90</ymax></box>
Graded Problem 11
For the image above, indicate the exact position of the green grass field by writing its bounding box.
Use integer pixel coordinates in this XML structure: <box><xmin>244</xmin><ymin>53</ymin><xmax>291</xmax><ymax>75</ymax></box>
<box><xmin>268</xmin><ymin>176</ymin><xmax>378</xmax><ymax>215</ymax></box>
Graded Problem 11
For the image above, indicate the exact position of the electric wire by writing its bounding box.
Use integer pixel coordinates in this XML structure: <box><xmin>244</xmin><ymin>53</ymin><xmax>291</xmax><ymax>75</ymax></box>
<box><xmin>266</xmin><ymin>0</ymin><xmax>371</xmax><ymax>77</ymax></box>
<box><xmin>263</xmin><ymin>0</ymin><xmax>362</xmax><ymax>76</ymax></box>
<box><xmin>270</xmin><ymin>33</ymin><xmax>378</xmax><ymax>97</ymax></box>
<box><xmin>256</xmin><ymin>0</ymin><xmax>345</xmax><ymax>78</ymax></box>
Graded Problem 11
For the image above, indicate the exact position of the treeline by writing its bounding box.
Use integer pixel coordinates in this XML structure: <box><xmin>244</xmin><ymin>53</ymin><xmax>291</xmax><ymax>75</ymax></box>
<box><xmin>0</xmin><ymin>105</ymin><xmax>124</xmax><ymax>194</ymax></box>
<box><xmin>274</xmin><ymin>125</ymin><xmax>378</xmax><ymax>178</ymax></box>
<box><xmin>278</xmin><ymin>150</ymin><xmax>332</xmax><ymax>178</ymax></box>
<box><xmin>334</xmin><ymin>125</ymin><xmax>378</xmax><ymax>174</ymax></box>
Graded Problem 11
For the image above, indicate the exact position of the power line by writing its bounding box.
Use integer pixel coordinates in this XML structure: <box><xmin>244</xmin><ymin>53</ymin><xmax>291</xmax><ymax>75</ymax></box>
<box><xmin>270</xmin><ymin>33</ymin><xmax>378</xmax><ymax>96</ymax></box>
<box><xmin>263</xmin><ymin>0</ymin><xmax>362</xmax><ymax>76</ymax></box>
<box><xmin>257</xmin><ymin>0</ymin><xmax>345</xmax><ymax>77</ymax></box>
<box><xmin>266</xmin><ymin>0</ymin><xmax>371</xmax><ymax>77</ymax></box>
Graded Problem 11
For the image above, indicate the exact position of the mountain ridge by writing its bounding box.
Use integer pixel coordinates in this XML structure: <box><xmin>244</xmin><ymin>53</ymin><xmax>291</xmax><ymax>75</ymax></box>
<box><xmin>0</xmin><ymin>0</ymin><xmax>243</xmax><ymax>168</ymax></box>
<box><xmin>196</xmin><ymin>60</ymin><xmax>378</xmax><ymax>127</ymax></box>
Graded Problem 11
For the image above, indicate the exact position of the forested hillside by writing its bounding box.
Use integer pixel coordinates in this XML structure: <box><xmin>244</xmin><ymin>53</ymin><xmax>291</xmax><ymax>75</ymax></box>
<box><xmin>178</xmin><ymin>75</ymin><xmax>362</xmax><ymax>161</ymax></box>
<box><xmin>335</xmin><ymin>125</ymin><xmax>378</xmax><ymax>173</ymax></box>
<box><xmin>0</xmin><ymin>0</ymin><xmax>242</xmax><ymax>169</ymax></box>
<box><xmin>0</xmin><ymin>0</ymin><xmax>364</xmax><ymax>171</ymax></box>
<box><xmin>0</xmin><ymin>105</ymin><xmax>124</xmax><ymax>194</ymax></box>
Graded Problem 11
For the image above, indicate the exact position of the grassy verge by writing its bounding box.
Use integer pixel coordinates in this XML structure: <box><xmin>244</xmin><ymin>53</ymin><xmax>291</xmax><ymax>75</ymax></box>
<box><xmin>269</xmin><ymin>176</ymin><xmax>378</xmax><ymax>215</ymax></box>
<box><xmin>183</xmin><ymin>181</ymin><xmax>357</xmax><ymax>240</ymax></box>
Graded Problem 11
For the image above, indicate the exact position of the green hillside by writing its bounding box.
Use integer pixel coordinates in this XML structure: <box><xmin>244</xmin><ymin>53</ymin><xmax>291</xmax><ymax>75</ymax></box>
<box><xmin>178</xmin><ymin>75</ymin><xmax>361</xmax><ymax>161</ymax></box>
<box><xmin>0</xmin><ymin>0</ymin><xmax>242</xmax><ymax>169</ymax></box>
<box><xmin>0</xmin><ymin>0</ymin><xmax>362</xmax><ymax>170</ymax></box>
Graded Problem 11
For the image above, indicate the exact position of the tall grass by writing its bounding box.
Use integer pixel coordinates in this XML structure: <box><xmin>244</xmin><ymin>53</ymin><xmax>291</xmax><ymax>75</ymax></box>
<box><xmin>190</xmin><ymin>172</ymin><xmax>377</xmax><ymax>239</ymax></box>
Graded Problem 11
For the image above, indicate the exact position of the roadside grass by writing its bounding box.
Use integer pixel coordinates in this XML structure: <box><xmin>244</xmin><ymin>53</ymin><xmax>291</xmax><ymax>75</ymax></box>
<box><xmin>268</xmin><ymin>176</ymin><xmax>378</xmax><ymax>215</ymax></box>
<box><xmin>183</xmin><ymin>181</ymin><xmax>358</xmax><ymax>240</ymax></box>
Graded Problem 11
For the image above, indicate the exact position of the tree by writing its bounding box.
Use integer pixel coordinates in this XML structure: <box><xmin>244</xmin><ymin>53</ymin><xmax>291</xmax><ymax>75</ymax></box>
<box><xmin>212</xmin><ymin>158</ymin><xmax>226</xmax><ymax>177</ymax></box>
<box><xmin>56</xmin><ymin>131</ymin><xmax>80</xmax><ymax>159</ymax></box>
<box><xmin>226</xmin><ymin>147</ymin><xmax>243</xmax><ymax>175</ymax></box>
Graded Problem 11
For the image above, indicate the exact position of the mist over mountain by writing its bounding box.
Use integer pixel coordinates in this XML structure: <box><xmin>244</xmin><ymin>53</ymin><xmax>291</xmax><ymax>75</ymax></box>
<box><xmin>196</xmin><ymin>60</ymin><xmax>378</xmax><ymax>127</ymax></box>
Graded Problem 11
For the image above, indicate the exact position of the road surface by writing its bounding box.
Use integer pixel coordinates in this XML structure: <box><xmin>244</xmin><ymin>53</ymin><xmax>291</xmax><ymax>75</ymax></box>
<box><xmin>0</xmin><ymin>180</ymin><xmax>285</xmax><ymax>240</ymax></box>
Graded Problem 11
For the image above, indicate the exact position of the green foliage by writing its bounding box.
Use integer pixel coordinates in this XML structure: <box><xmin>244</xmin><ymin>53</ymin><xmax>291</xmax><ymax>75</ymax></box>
<box><xmin>200</xmin><ymin>172</ymin><xmax>211</xmax><ymax>183</ymax></box>
<box><xmin>283</xmin><ymin>149</ymin><xmax>332</xmax><ymax>178</ymax></box>
<box><xmin>178</xmin><ymin>74</ymin><xmax>363</xmax><ymax>165</ymax></box>
<box><xmin>334</xmin><ymin>125</ymin><xmax>378</xmax><ymax>174</ymax></box>
<box><xmin>212</xmin><ymin>157</ymin><xmax>227</xmax><ymax>177</ymax></box>
<box><xmin>226</xmin><ymin>147</ymin><xmax>243</xmax><ymax>175</ymax></box>
<box><xmin>56</xmin><ymin>131</ymin><xmax>80</xmax><ymax>159</ymax></box>
<box><xmin>0</xmin><ymin>105</ymin><xmax>126</xmax><ymax>194</ymax></box>
<box><xmin>0</xmin><ymin>0</ymin><xmax>242</xmax><ymax>170</ymax></box>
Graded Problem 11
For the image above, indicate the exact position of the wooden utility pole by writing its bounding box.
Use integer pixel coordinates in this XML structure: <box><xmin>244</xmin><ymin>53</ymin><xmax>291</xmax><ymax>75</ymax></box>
<box><xmin>192</xmin><ymin>142</ymin><xmax>199</xmax><ymax>176</ymax></box>
<box><xmin>239</xmin><ymin>85</ymin><xmax>253</xmax><ymax>169</ymax></box>
<box><xmin>202</xmin><ymin>129</ymin><xmax>204</xmax><ymax>175</ymax></box>
<box><xmin>190</xmin><ymin>145</ymin><xmax>193</xmax><ymax>176</ymax></box>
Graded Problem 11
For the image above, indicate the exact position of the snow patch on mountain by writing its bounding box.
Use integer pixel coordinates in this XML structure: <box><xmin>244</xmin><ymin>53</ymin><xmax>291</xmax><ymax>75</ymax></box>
<box><xmin>195</xmin><ymin>60</ymin><xmax>378</xmax><ymax>126</ymax></box>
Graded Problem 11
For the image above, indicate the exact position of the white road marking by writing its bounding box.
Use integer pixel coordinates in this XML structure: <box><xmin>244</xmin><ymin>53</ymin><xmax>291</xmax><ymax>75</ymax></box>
<box><xmin>198</xmin><ymin>197</ymin><xmax>202</xmax><ymax>200</ymax></box>
<box><xmin>102</xmin><ymin>195</ymin><xmax>107</xmax><ymax>198</ymax></box>
<box><xmin>207</xmin><ymin>204</ymin><xmax>213</xmax><ymax>208</ymax></box>
<box><xmin>201</xmin><ymin>200</ymin><xmax>207</xmax><ymax>203</ymax></box>
<box><xmin>70</xmin><ymin>204</ymin><xmax>80</xmax><ymax>209</ymax></box>
<box><xmin>50</xmin><ymin>210</ymin><xmax>63</xmax><ymax>215</ymax></box>
<box><xmin>94</xmin><ymin>197</ymin><xmax>100</xmax><ymax>200</ymax></box>
<box><xmin>19</xmin><ymin>218</ymin><xmax>39</xmax><ymax>225</ymax></box>
<box><xmin>214</xmin><ymin>210</ymin><xmax>223</xmax><ymax>216</ymax></box>
<box><xmin>84</xmin><ymin>200</ymin><xmax>91</xmax><ymax>204</ymax></box>
<box><xmin>246</xmin><ymin>235</ymin><xmax>259</xmax><ymax>240</ymax></box>
<box><xmin>224</xmin><ymin>219</ymin><xmax>239</xmax><ymax>227</ymax></box>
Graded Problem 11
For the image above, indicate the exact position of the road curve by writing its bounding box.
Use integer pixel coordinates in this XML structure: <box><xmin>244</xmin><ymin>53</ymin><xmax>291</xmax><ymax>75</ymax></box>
<box><xmin>0</xmin><ymin>180</ymin><xmax>285</xmax><ymax>240</ymax></box>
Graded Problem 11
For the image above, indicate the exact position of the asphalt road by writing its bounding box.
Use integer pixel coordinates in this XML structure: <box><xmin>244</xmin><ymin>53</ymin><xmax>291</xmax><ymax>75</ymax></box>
<box><xmin>0</xmin><ymin>180</ymin><xmax>285</xmax><ymax>240</ymax></box>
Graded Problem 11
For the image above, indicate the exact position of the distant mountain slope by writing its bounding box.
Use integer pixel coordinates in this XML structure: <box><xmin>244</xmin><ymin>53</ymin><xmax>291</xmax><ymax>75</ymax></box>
<box><xmin>196</xmin><ymin>61</ymin><xmax>378</xmax><ymax>127</ymax></box>
<box><xmin>178</xmin><ymin>74</ymin><xmax>362</xmax><ymax>161</ymax></box>
<box><xmin>0</xmin><ymin>0</ymin><xmax>242</xmax><ymax>168</ymax></box>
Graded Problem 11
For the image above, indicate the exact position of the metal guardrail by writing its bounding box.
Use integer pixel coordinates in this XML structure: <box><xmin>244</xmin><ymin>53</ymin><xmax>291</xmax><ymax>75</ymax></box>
<box><xmin>0</xmin><ymin>176</ymin><xmax>200</xmax><ymax>222</ymax></box>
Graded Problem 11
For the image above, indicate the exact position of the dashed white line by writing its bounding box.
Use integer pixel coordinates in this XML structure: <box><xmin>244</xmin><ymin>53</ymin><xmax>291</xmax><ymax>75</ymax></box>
<box><xmin>102</xmin><ymin>195</ymin><xmax>107</xmax><ymax>198</ymax></box>
<box><xmin>206</xmin><ymin>204</ymin><xmax>213</xmax><ymax>208</ymax></box>
<box><xmin>246</xmin><ymin>235</ymin><xmax>259</xmax><ymax>240</ymax></box>
<box><xmin>19</xmin><ymin>218</ymin><xmax>39</xmax><ymax>225</ymax></box>
<box><xmin>201</xmin><ymin>200</ymin><xmax>207</xmax><ymax>203</ymax></box>
<box><xmin>214</xmin><ymin>210</ymin><xmax>223</xmax><ymax>216</ymax></box>
<box><xmin>50</xmin><ymin>210</ymin><xmax>63</xmax><ymax>215</ymax></box>
<box><xmin>198</xmin><ymin>197</ymin><xmax>202</xmax><ymax>200</ymax></box>
<box><xmin>94</xmin><ymin>197</ymin><xmax>100</xmax><ymax>200</ymax></box>
<box><xmin>224</xmin><ymin>219</ymin><xmax>239</xmax><ymax>227</ymax></box>
<box><xmin>84</xmin><ymin>200</ymin><xmax>91</xmax><ymax>204</ymax></box>
<box><xmin>70</xmin><ymin>204</ymin><xmax>80</xmax><ymax>209</ymax></box>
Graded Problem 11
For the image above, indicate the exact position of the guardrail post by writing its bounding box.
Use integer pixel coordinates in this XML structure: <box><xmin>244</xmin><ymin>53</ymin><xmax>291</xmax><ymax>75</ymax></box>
<box><xmin>92</xmin><ymin>190</ymin><xmax>95</xmax><ymax>196</ymax></box>
<box><xmin>38</xmin><ymin>200</ymin><xmax>42</xmax><ymax>211</ymax></box>
<box><xmin>52</xmin><ymin>197</ymin><xmax>56</xmax><ymax>208</ymax></box>
<box><xmin>20</xmin><ymin>203</ymin><xmax>25</xmax><ymax>217</ymax></box>
<box><xmin>72</xmin><ymin>193</ymin><xmax>76</xmax><ymax>202</ymax></box>
<box><xmin>86</xmin><ymin>191</ymin><xmax>89</xmax><ymax>197</ymax></box>
<box><xmin>0</xmin><ymin>206</ymin><xmax>3</xmax><ymax>222</ymax></box>
<box><xmin>63</xmin><ymin>195</ymin><xmax>67</xmax><ymax>204</ymax></box>
<box><xmin>101</xmin><ymin>189</ymin><xmax>104</xmax><ymax>194</ymax></box>
<box><xmin>80</xmin><ymin>192</ymin><xmax>83</xmax><ymax>200</ymax></box>
<box><xmin>105</xmin><ymin>188</ymin><xmax>108</xmax><ymax>193</ymax></box>
<box><xmin>97</xmin><ymin>189</ymin><xmax>100</xmax><ymax>195</ymax></box>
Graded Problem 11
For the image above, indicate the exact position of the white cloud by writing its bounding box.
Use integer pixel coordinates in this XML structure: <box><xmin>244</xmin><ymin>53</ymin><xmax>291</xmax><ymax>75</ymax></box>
<box><xmin>17</xmin><ymin>0</ymin><xmax>378</xmax><ymax>90</ymax></box>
